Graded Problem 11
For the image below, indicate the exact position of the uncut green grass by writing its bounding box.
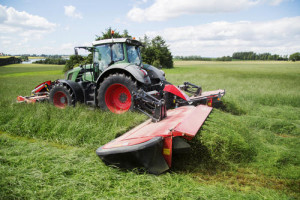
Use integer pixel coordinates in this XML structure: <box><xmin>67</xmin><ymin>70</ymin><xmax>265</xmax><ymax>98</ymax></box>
<box><xmin>0</xmin><ymin>62</ymin><xmax>299</xmax><ymax>199</ymax></box>
<box><xmin>1</xmin><ymin>133</ymin><xmax>291</xmax><ymax>200</ymax></box>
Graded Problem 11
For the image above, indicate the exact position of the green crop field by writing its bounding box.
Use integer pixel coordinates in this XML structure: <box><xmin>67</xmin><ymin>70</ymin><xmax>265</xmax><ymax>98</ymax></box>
<box><xmin>0</xmin><ymin>61</ymin><xmax>299</xmax><ymax>199</ymax></box>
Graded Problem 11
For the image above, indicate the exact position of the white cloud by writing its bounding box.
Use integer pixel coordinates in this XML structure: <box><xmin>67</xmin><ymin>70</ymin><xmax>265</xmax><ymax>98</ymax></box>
<box><xmin>2</xmin><ymin>40</ymin><xmax>11</xmax><ymax>45</ymax></box>
<box><xmin>0</xmin><ymin>4</ymin><xmax>57</xmax><ymax>54</ymax></box>
<box><xmin>0</xmin><ymin>4</ymin><xmax>56</xmax><ymax>33</ymax></box>
<box><xmin>64</xmin><ymin>5</ymin><xmax>83</xmax><ymax>19</ymax></box>
<box><xmin>128</xmin><ymin>0</ymin><xmax>285</xmax><ymax>22</ymax></box>
<box><xmin>60</xmin><ymin>43</ymin><xmax>74</xmax><ymax>51</ymax></box>
<box><xmin>144</xmin><ymin>17</ymin><xmax>300</xmax><ymax>56</ymax></box>
<box><xmin>265</xmin><ymin>0</ymin><xmax>285</xmax><ymax>6</ymax></box>
<box><xmin>113</xmin><ymin>17</ymin><xmax>129</xmax><ymax>25</ymax></box>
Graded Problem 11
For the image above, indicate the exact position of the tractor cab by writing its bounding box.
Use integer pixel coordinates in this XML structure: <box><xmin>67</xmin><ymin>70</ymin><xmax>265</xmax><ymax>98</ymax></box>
<box><xmin>68</xmin><ymin>38</ymin><xmax>144</xmax><ymax>83</ymax></box>
<box><xmin>92</xmin><ymin>38</ymin><xmax>142</xmax><ymax>73</ymax></box>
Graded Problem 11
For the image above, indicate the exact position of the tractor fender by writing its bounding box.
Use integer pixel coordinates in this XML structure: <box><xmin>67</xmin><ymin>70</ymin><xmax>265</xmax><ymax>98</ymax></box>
<box><xmin>142</xmin><ymin>64</ymin><xmax>166</xmax><ymax>81</ymax></box>
<box><xmin>57</xmin><ymin>79</ymin><xmax>85</xmax><ymax>103</ymax></box>
<box><xmin>96</xmin><ymin>63</ymin><xmax>151</xmax><ymax>87</ymax></box>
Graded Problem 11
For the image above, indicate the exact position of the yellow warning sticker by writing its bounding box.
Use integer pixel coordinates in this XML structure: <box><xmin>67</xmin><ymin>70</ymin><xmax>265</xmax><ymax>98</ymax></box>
<box><xmin>163</xmin><ymin>148</ymin><xmax>170</xmax><ymax>155</ymax></box>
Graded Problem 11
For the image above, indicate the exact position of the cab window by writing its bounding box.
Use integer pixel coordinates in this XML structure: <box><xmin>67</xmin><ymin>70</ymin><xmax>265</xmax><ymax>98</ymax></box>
<box><xmin>94</xmin><ymin>43</ymin><xmax>124</xmax><ymax>71</ymax></box>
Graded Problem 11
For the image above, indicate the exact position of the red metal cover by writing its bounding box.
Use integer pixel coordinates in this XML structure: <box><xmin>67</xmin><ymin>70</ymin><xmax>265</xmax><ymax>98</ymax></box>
<box><xmin>103</xmin><ymin>105</ymin><xmax>212</xmax><ymax>149</ymax></box>
<box><xmin>172</xmin><ymin>105</ymin><xmax>212</xmax><ymax>139</ymax></box>
<box><xmin>163</xmin><ymin>84</ymin><xmax>190</xmax><ymax>101</ymax></box>
<box><xmin>33</xmin><ymin>81</ymin><xmax>52</xmax><ymax>93</ymax></box>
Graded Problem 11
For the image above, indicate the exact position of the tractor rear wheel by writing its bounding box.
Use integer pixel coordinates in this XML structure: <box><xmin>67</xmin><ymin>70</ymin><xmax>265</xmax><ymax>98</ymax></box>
<box><xmin>49</xmin><ymin>84</ymin><xmax>75</xmax><ymax>108</ymax></box>
<box><xmin>98</xmin><ymin>74</ymin><xmax>137</xmax><ymax>114</ymax></box>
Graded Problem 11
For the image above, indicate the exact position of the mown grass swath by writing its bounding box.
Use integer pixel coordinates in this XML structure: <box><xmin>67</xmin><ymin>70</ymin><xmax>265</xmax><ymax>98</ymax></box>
<box><xmin>0</xmin><ymin>61</ymin><xmax>299</xmax><ymax>199</ymax></box>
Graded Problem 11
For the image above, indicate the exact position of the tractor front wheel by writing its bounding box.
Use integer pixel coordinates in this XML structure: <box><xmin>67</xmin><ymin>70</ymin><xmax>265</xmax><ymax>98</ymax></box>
<box><xmin>49</xmin><ymin>84</ymin><xmax>75</xmax><ymax>108</ymax></box>
<box><xmin>98</xmin><ymin>74</ymin><xmax>137</xmax><ymax>114</ymax></box>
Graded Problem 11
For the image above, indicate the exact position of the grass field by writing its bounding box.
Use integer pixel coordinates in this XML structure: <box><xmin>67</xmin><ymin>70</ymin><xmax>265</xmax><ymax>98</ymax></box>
<box><xmin>0</xmin><ymin>56</ymin><xmax>45</xmax><ymax>59</ymax></box>
<box><xmin>0</xmin><ymin>61</ymin><xmax>299</xmax><ymax>199</ymax></box>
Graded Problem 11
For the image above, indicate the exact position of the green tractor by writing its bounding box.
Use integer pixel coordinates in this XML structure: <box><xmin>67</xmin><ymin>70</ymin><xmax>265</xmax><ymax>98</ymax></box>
<box><xmin>51</xmin><ymin>38</ymin><xmax>166</xmax><ymax>114</ymax></box>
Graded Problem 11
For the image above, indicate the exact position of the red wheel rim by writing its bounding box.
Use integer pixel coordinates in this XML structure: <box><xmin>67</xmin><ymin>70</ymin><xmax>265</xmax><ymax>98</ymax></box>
<box><xmin>53</xmin><ymin>91</ymin><xmax>68</xmax><ymax>108</ymax></box>
<box><xmin>105</xmin><ymin>84</ymin><xmax>132</xmax><ymax>114</ymax></box>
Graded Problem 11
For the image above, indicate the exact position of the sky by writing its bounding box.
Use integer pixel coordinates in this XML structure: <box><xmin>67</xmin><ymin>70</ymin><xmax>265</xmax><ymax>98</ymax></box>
<box><xmin>0</xmin><ymin>0</ymin><xmax>300</xmax><ymax>57</ymax></box>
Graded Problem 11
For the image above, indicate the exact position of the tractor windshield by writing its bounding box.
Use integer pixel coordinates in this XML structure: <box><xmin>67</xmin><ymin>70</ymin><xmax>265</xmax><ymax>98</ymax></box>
<box><xmin>127</xmin><ymin>45</ymin><xmax>141</xmax><ymax>65</ymax></box>
<box><xmin>94</xmin><ymin>43</ymin><xmax>124</xmax><ymax>71</ymax></box>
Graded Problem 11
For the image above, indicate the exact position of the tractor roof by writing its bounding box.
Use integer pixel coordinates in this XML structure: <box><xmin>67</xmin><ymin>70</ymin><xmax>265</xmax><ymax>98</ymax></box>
<box><xmin>92</xmin><ymin>38</ymin><xmax>142</xmax><ymax>47</ymax></box>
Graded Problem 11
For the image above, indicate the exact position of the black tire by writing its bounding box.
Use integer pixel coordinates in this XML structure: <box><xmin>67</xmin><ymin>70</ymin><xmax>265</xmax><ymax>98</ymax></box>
<box><xmin>97</xmin><ymin>73</ymin><xmax>137</xmax><ymax>113</ymax></box>
<box><xmin>49</xmin><ymin>84</ymin><xmax>75</xmax><ymax>108</ymax></box>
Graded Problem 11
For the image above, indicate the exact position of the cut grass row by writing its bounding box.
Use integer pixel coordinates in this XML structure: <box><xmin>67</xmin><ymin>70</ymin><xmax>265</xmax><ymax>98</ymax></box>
<box><xmin>0</xmin><ymin>62</ymin><xmax>299</xmax><ymax>199</ymax></box>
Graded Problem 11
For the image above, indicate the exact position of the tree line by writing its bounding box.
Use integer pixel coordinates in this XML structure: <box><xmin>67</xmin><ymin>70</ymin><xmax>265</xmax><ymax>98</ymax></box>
<box><xmin>0</xmin><ymin>57</ymin><xmax>22</xmax><ymax>66</ymax></box>
<box><xmin>34</xmin><ymin>57</ymin><xmax>67</xmax><ymax>65</ymax></box>
<box><xmin>175</xmin><ymin>51</ymin><xmax>300</xmax><ymax>61</ymax></box>
<box><xmin>232</xmin><ymin>52</ymin><xmax>288</xmax><ymax>61</ymax></box>
<box><xmin>174</xmin><ymin>55</ymin><xmax>233</xmax><ymax>61</ymax></box>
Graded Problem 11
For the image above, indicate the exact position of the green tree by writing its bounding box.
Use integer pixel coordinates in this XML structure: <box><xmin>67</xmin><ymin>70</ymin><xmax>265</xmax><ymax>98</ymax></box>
<box><xmin>141</xmin><ymin>35</ymin><xmax>173</xmax><ymax>68</ymax></box>
<box><xmin>85</xmin><ymin>53</ymin><xmax>93</xmax><ymax>64</ymax></box>
<box><xmin>20</xmin><ymin>56</ymin><xmax>28</xmax><ymax>61</ymax></box>
<box><xmin>289</xmin><ymin>52</ymin><xmax>300</xmax><ymax>61</ymax></box>
<box><xmin>216</xmin><ymin>56</ymin><xmax>232</xmax><ymax>61</ymax></box>
<box><xmin>95</xmin><ymin>27</ymin><xmax>131</xmax><ymax>40</ymax></box>
<box><xmin>64</xmin><ymin>55</ymin><xmax>84</xmax><ymax>72</ymax></box>
<box><xmin>122</xmin><ymin>29</ymin><xmax>131</xmax><ymax>38</ymax></box>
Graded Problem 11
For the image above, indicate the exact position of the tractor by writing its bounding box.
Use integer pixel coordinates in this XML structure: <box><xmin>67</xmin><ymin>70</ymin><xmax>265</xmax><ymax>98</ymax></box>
<box><xmin>17</xmin><ymin>36</ymin><xmax>225</xmax><ymax>174</ymax></box>
<box><xmin>54</xmin><ymin>37</ymin><xmax>169</xmax><ymax>120</ymax></box>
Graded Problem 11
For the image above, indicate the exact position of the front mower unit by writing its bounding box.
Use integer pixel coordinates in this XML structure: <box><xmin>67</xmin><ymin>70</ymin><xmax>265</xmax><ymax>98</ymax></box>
<box><xmin>96</xmin><ymin>85</ymin><xmax>224</xmax><ymax>174</ymax></box>
<box><xmin>17</xmin><ymin>81</ymin><xmax>53</xmax><ymax>103</ymax></box>
<box><xmin>96</xmin><ymin>105</ymin><xmax>213</xmax><ymax>174</ymax></box>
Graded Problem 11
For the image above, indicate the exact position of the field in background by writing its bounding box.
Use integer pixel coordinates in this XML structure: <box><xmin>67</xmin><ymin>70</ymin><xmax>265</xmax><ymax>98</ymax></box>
<box><xmin>0</xmin><ymin>56</ymin><xmax>45</xmax><ymax>59</ymax></box>
<box><xmin>174</xmin><ymin>60</ymin><xmax>295</xmax><ymax>65</ymax></box>
<box><xmin>0</xmin><ymin>61</ymin><xmax>299</xmax><ymax>199</ymax></box>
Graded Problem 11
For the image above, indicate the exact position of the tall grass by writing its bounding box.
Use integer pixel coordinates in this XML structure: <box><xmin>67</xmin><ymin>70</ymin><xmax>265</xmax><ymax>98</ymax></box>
<box><xmin>0</xmin><ymin>62</ymin><xmax>299</xmax><ymax>199</ymax></box>
<box><xmin>2</xmin><ymin>133</ymin><xmax>293</xmax><ymax>200</ymax></box>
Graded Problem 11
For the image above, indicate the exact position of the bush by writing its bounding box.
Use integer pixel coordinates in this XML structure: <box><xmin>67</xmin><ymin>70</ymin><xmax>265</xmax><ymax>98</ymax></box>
<box><xmin>34</xmin><ymin>58</ymin><xmax>67</xmax><ymax>65</ymax></box>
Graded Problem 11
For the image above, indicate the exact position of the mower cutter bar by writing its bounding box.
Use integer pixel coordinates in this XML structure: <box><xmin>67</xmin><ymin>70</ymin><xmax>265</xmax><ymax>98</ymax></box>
<box><xmin>178</xmin><ymin>89</ymin><xmax>225</xmax><ymax>107</ymax></box>
<box><xmin>189</xmin><ymin>89</ymin><xmax>225</xmax><ymax>102</ymax></box>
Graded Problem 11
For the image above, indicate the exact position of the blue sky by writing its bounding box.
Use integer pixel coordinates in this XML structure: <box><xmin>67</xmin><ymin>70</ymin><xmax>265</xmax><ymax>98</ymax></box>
<box><xmin>0</xmin><ymin>0</ymin><xmax>299</xmax><ymax>57</ymax></box>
